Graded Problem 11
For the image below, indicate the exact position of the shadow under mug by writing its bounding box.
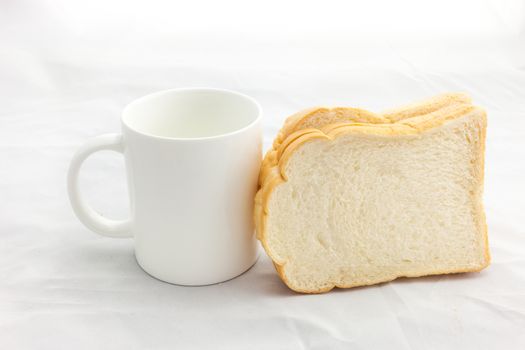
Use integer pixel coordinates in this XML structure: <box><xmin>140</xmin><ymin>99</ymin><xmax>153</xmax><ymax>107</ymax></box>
<box><xmin>67</xmin><ymin>88</ymin><xmax>262</xmax><ymax>285</ymax></box>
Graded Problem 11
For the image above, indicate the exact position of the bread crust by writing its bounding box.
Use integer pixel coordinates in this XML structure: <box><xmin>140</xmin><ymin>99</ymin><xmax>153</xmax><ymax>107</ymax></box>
<box><xmin>255</xmin><ymin>93</ymin><xmax>490</xmax><ymax>293</ymax></box>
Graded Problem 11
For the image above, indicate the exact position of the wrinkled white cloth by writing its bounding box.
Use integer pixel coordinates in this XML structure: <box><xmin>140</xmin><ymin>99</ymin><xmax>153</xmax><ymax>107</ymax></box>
<box><xmin>1</xmin><ymin>1</ymin><xmax>525</xmax><ymax>349</ymax></box>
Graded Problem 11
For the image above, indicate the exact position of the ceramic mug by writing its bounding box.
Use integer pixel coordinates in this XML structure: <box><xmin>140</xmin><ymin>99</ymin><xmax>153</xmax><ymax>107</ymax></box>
<box><xmin>67</xmin><ymin>88</ymin><xmax>262</xmax><ymax>285</ymax></box>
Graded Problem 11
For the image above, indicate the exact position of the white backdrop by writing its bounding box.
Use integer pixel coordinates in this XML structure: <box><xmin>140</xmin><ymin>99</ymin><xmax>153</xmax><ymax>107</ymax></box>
<box><xmin>1</xmin><ymin>1</ymin><xmax>525</xmax><ymax>349</ymax></box>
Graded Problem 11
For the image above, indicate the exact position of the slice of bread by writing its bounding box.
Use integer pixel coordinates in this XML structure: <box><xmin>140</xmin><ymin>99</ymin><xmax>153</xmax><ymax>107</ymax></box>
<box><xmin>255</xmin><ymin>93</ymin><xmax>489</xmax><ymax>293</ymax></box>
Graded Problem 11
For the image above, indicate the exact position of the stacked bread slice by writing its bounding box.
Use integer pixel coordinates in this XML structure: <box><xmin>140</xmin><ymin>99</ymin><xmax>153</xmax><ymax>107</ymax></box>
<box><xmin>255</xmin><ymin>93</ymin><xmax>489</xmax><ymax>293</ymax></box>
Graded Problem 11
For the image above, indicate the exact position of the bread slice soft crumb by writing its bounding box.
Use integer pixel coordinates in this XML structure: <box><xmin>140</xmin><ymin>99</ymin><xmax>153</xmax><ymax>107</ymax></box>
<box><xmin>255</xmin><ymin>93</ymin><xmax>489</xmax><ymax>293</ymax></box>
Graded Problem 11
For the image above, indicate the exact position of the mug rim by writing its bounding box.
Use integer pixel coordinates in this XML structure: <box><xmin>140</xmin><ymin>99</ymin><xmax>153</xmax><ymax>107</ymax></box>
<box><xmin>121</xmin><ymin>87</ymin><xmax>262</xmax><ymax>141</ymax></box>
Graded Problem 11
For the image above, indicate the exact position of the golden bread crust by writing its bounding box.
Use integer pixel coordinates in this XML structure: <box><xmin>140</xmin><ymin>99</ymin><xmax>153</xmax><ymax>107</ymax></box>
<box><xmin>255</xmin><ymin>93</ymin><xmax>490</xmax><ymax>293</ymax></box>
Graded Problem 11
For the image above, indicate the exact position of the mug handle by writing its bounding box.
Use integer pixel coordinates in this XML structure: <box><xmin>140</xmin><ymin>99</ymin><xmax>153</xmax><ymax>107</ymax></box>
<box><xmin>67</xmin><ymin>133</ymin><xmax>132</xmax><ymax>238</ymax></box>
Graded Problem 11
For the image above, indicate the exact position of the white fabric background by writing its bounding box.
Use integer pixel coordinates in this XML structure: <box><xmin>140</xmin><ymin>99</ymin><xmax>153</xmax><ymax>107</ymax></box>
<box><xmin>1</xmin><ymin>1</ymin><xmax>525</xmax><ymax>349</ymax></box>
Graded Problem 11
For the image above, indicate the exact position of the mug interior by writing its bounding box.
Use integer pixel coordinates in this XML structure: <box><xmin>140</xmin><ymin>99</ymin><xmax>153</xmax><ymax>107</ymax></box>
<box><xmin>122</xmin><ymin>88</ymin><xmax>261</xmax><ymax>139</ymax></box>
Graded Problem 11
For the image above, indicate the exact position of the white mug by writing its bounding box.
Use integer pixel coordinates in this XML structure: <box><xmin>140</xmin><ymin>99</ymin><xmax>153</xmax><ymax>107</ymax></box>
<box><xmin>67</xmin><ymin>88</ymin><xmax>262</xmax><ymax>285</ymax></box>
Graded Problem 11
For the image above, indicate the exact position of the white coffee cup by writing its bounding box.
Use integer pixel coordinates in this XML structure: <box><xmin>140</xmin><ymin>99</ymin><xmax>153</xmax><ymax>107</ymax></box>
<box><xmin>67</xmin><ymin>88</ymin><xmax>262</xmax><ymax>285</ymax></box>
